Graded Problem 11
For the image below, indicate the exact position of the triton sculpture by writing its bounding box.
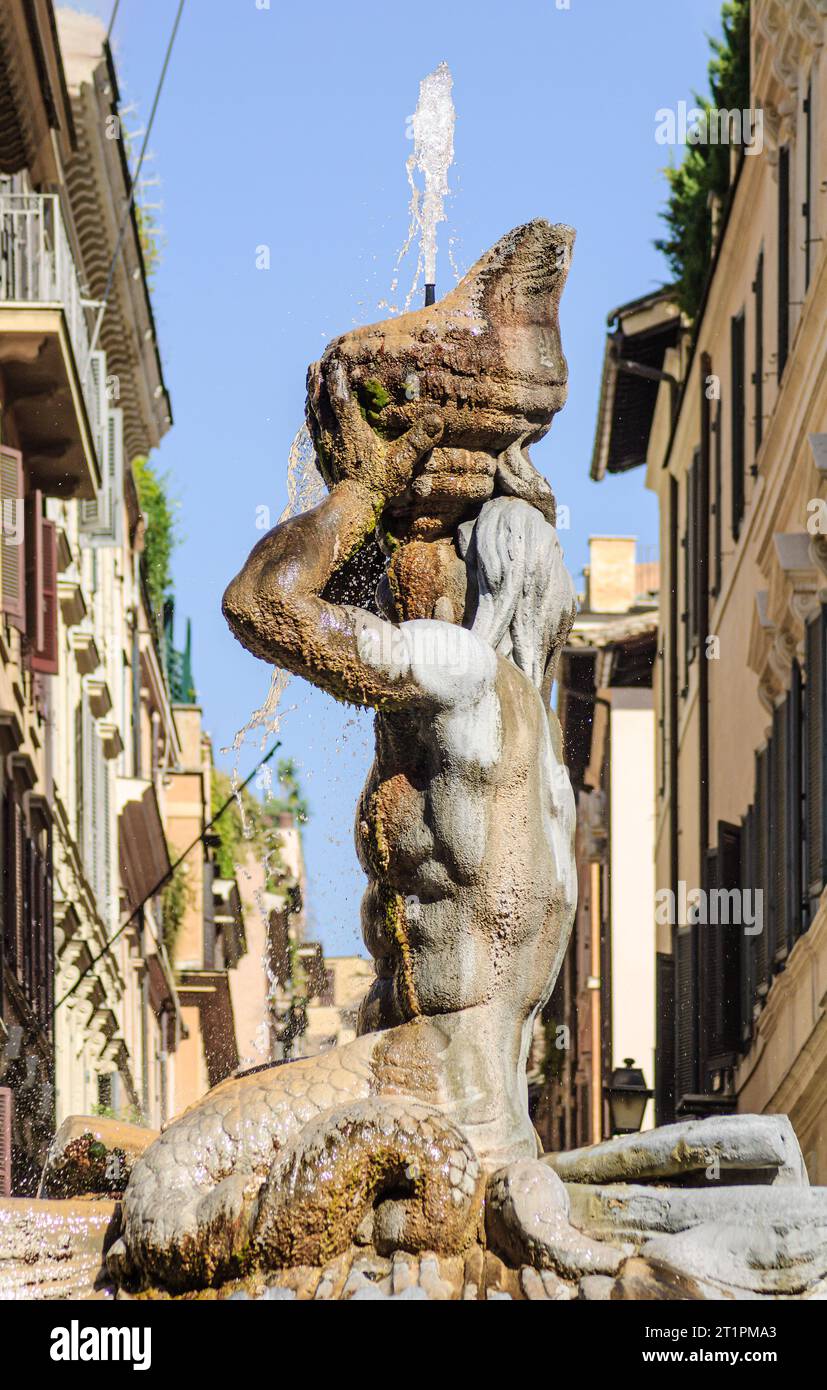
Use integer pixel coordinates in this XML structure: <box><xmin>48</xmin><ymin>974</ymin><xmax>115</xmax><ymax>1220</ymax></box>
<box><xmin>101</xmin><ymin>221</ymin><xmax>827</xmax><ymax>1301</ymax></box>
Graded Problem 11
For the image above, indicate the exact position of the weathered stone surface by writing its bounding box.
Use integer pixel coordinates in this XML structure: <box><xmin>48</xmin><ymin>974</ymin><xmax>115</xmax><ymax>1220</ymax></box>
<box><xmin>578</xmin><ymin>1275</ymin><xmax>615</xmax><ymax>1301</ymax></box>
<box><xmin>567</xmin><ymin>1181</ymin><xmax>827</xmax><ymax>1244</ymax></box>
<box><xmin>546</xmin><ymin>1114</ymin><xmax>807</xmax><ymax>1189</ymax></box>
<box><xmin>486</xmin><ymin>1160</ymin><xmax>624</xmax><ymax>1278</ymax></box>
<box><xmin>254</xmin><ymin>1099</ymin><xmax>484</xmax><ymax>1271</ymax></box>
<box><xmin>640</xmin><ymin>1218</ymin><xmax>827</xmax><ymax>1297</ymax></box>
<box><xmin>305</xmin><ymin>221</ymin><xmax>572</xmax><ymax>533</ymax></box>
<box><xmin>0</xmin><ymin>1197</ymin><xmax>118</xmax><ymax>1300</ymax></box>
<box><xmin>40</xmin><ymin>1115</ymin><xmax>157</xmax><ymax>1199</ymax></box>
<box><xmin>608</xmin><ymin>1257</ymin><xmax>719</xmax><ymax>1302</ymax></box>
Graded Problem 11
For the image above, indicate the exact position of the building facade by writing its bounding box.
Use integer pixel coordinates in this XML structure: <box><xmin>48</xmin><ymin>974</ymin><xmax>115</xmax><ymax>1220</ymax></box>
<box><xmin>591</xmin><ymin>0</ymin><xmax>827</xmax><ymax>1180</ymax></box>
<box><xmin>0</xmin><ymin>5</ymin><xmax>254</xmax><ymax>1192</ymax></box>
<box><xmin>532</xmin><ymin>538</ymin><xmax>658</xmax><ymax>1151</ymax></box>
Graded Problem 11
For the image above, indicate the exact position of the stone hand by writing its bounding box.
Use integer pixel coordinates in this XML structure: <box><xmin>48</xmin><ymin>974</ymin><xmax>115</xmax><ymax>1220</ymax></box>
<box><xmin>326</xmin><ymin>377</ymin><xmax>444</xmax><ymax>503</ymax></box>
<box><xmin>494</xmin><ymin>441</ymin><xmax>556</xmax><ymax>526</ymax></box>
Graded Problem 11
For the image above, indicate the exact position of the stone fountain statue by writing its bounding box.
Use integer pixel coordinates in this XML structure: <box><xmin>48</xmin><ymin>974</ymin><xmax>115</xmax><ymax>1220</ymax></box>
<box><xmin>95</xmin><ymin>221</ymin><xmax>827</xmax><ymax>1301</ymax></box>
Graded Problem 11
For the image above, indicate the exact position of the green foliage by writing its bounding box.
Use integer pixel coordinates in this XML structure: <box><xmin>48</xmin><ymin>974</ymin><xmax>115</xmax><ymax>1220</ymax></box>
<box><xmin>211</xmin><ymin>769</ymin><xmax>287</xmax><ymax>886</ymax></box>
<box><xmin>358</xmin><ymin>377</ymin><xmax>391</xmax><ymax>426</ymax></box>
<box><xmin>134</xmin><ymin>201</ymin><xmax>163</xmax><ymax>286</ymax></box>
<box><xmin>274</xmin><ymin>758</ymin><xmax>309</xmax><ymax>825</ymax></box>
<box><xmin>132</xmin><ymin>455</ymin><xmax>178</xmax><ymax>623</ymax></box>
<box><xmin>655</xmin><ymin>0</ymin><xmax>751</xmax><ymax>318</ymax></box>
<box><xmin>161</xmin><ymin>861</ymin><xmax>188</xmax><ymax>958</ymax></box>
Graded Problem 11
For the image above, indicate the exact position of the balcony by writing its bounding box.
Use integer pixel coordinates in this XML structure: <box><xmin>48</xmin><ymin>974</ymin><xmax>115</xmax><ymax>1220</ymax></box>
<box><xmin>0</xmin><ymin>188</ymin><xmax>101</xmax><ymax>498</ymax></box>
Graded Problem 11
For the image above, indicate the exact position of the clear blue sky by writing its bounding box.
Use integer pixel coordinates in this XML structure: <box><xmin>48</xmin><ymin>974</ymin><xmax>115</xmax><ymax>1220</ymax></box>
<box><xmin>70</xmin><ymin>0</ymin><xmax>726</xmax><ymax>955</ymax></box>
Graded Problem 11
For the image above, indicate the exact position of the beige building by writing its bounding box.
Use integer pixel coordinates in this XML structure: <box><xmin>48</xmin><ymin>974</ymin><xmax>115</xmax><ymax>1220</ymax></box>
<box><xmin>302</xmin><ymin>955</ymin><xmax>375</xmax><ymax>1057</ymax></box>
<box><xmin>0</xmin><ymin>4</ymin><xmax>255</xmax><ymax>1191</ymax></box>
<box><xmin>590</xmin><ymin>1</ymin><xmax>827</xmax><ymax>1179</ymax></box>
<box><xmin>533</xmin><ymin>538</ymin><xmax>658</xmax><ymax>1150</ymax></box>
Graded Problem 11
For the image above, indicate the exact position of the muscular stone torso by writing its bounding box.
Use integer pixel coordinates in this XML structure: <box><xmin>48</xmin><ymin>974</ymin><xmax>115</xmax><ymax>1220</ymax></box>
<box><xmin>355</xmin><ymin>651</ymin><xmax>573</xmax><ymax>1028</ymax></box>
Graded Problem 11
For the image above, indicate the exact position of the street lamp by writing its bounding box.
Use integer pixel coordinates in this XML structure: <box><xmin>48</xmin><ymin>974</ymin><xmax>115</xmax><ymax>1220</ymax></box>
<box><xmin>605</xmin><ymin>1059</ymin><xmax>653</xmax><ymax>1136</ymax></box>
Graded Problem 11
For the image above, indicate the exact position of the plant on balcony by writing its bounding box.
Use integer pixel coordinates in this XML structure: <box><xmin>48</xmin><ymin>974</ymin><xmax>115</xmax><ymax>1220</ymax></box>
<box><xmin>211</xmin><ymin>769</ymin><xmax>288</xmax><ymax>888</ymax></box>
<box><xmin>161</xmin><ymin>860</ymin><xmax>189</xmax><ymax>958</ymax></box>
<box><xmin>132</xmin><ymin>454</ymin><xmax>179</xmax><ymax>625</ymax></box>
<box><xmin>655</xmin><ymin>0</ymin><xmax>750</xmax><ymax>318</ymax></box>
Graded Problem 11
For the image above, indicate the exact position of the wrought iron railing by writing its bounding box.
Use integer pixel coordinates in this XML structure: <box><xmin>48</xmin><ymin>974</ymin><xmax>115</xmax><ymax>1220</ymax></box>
<box><xmin>0</xmin><ymin>188</ymin><xmax>101</xmax><ymax>435</ymax></box>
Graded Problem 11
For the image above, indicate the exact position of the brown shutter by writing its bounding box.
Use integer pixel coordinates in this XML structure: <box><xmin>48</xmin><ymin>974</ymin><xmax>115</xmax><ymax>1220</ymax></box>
<box><xmin>787</xmin><ymin>663</ymin><xmax>804</xmax><ymax>943</ymax></box>
<box><xmin>712</xmin><ymin>399</ymin><xmax>723</xmax><ymax>596</ymax></box>
<box><xmin>771</xmin><ymin>701</ymin><xmax>788</xmax><ymax>963</ymax></box>
<box><xmin>731</xmin><ymin>311</ymin><xmax>746</xmax><ymax>537</ymax></box>
<box><xmin>752</xmin><ymin>251</ymin><xmax>764</xmax><ymax>456</ymax></box>
<box><xmin>675</xmin><ymin>922</ymin><xmax>698</xmax><ymax>1105</ymax></box>
<box><xmin>700</xmin><ymin>846</ymin><xmax>718</xmax><ymax>1084</ymax></box>
<box><xmin>806</xmin><ymin>611</ymin><xmax>825</xmax><ymax>915</ymax></box>
<box><xmin>24</xmin><ymin>489</ymin><xmax>43</xmax><ymax>654</ymax></box>
<box><xmin>0</xmin><ymin>446</ymin><xmax>25</xmax><ymax>629</ymax></box>
<box><xmin>755</xmin><ymin>746</ymin><xmax>771</xmax><ymax>997</ymax></box>
<box><xmin>715</xmin><ymin>822</ymin><xmax>741</xmax><ymax>1065</ymax></box>
<box><xmin>0</xmin><ymin>1087</ymin><xmax>12</xmax><ymax>1196</ymax></box>
<box><xmin>30</xmin><ymin>519</ymin><xmax>58</xmax><ymax>675</ymax></box>
<box><xmin>740</xmin><ymin>806</ymin><xmax>756</xmax><ymax>1049</ymax></box>
<box><xmin>778</xmin><ymin>145</ymin><xmax>790</xmax><ymax>375</ymax></box>
<box><xmin>655</xmin><ymin>952</ymin><xmax>676</xmax><ymax>1126</ymax></box>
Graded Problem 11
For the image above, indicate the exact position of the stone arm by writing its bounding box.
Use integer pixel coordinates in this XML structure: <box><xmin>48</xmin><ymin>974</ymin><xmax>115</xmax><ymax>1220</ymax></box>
<box><xmin>223</xmin><ymin>410</ymin><xmax>461</xmax><ymax>710</ymax></box>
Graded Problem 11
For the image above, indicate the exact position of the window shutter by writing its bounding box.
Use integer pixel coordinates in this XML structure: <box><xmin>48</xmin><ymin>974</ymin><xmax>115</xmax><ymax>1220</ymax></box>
<box><xmin>30</xmin><ymin>519</ymin><xmax>58</xmax><ymax>674</ymax></box>
<box><xmin>95</xmin><ymin>739</ymin><xmax>111</xmax><ymax>926</ymax></box>
<box><xmin>804</xmin><ymin>82</ymin><xmax>813</xmax><ymax>289</ymax></box>
<box><xmin>80</xmin><ymin>405</ymin><xmax>123</xmax><ymax>545</ymax></box>
<box><xmin>88</xmin><ymin>349</ymin><xmax>106</xmax><ymax>472</ymax></box>
<box><xmin>805</xmin><ymin>611</ymin><xmax>826</xmax><ymax>914</ymax></box>
<box><xmin>730</xmin><ymin>311</ymin><xmax>746</xmax><ymax>537</ymax></box>
<box><xmin>700</xmin><ymin>846</ymin><xmax>719</xmax><ymax>1083</ymax></box>
<box><xmin>787</xmin><ymin>663</ymin><xmax>804</xmax><ymax>943</ymax></box>
<box><xmin>84</xmin><ymin>696</ymin><xmax>97</xmax><ymax>892</ymax></box>
<box><xmin>778</xmin><ymin>146</ymin><xmax>790</xmax><ymax>376</ymax></box>
<box><xmin>714</xmin><ymin>822</ymin><xmax>741</xmax><ymax>1066</ymax></box>
<box><xmin>0</xmin><ymin>446</ymin><xmax>25</xmax><ymax>628</ymax></box>
<box><xmin>740</xmin><ymin>806</ymin><xmax>756</xmax><ymax>1049</ymax></box>
<box><xmin>755</xmin><ymin>746</ymin><xmax>771</xmax><ymax>996</ymax></box>
<box><xmin>655</xmin><ymin>952</ymin><xmax>676</xmax><ymax>1126</ymax></box>
<box><xmin>7</xmin><ymin>793</ymin><xmax>24</xmax><ymax>984</ymax></box>
<box><xmin>771</xmin><ymin>701</ymin><xmax>788</xmax><ymax>963</ymax></box>
<box><xmin>753</xmin><ymin>251</ymin><xmax>764</xmax><ymax>456</ymax></box>
<box><xmin>24</xmin><ymin>489</ymin><xmax>43</xmax><ymax>654</ymax></box>
<box><xmin>674</xmin><ymin>923</ymin><xmax>698</xmax><ymax>1104</ymax></box>
<box><xmin>0</xmin><ymin>1087</ymin><xmax>12</xmax><ymax>1196</ymax></box>
<box><xmin>713</xmin><ymin>400</ymin><xmax>723</xmax><ymax>595</ymax></box>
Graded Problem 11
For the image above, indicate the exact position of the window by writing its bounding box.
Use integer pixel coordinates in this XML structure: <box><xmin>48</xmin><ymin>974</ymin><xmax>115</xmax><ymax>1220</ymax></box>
<box><xmin>804</xmin><ymin>81</ymin><xmax>813</xmax><ymax>291</ymax></box>
<box><xmin>701</xmin><ymin>822</ymin><xmax>741</xmax><ymax>1080</ymax></box>
<box><xmin>785</xmin><ymin>662</ymin><xmax>805</xmax><ymax>946</ymax></box>
<box><xmin>2</xmin><ymin>785</ymin><xmax>53</xmax><ymax>1031</ymax></box>
<box><xmin>0</xmin><ymin>447</ymin><xmax>24</xmax><ymax>629</ymax></box>
<box><xmin>24</xmin><ymin>491</ymin><xmax>58</xmax><ymax>675</ymax></box>
<box><xmin>712</xmin><ymin>399</ymin><xmax>723</xmax><ymax>595</ymax></box>
<box><xmin>730</xmin><ymin>311</ymin><xmax>746</xmax><ymax>537</ymax></box>
<box><xmin>778</xmin><ymin>145</ymin><xmax>790</xmax><ymax>377</ymax></box>
<box><xmin>682</xmin><ymin>451</ymin><xmax>700</xmax><ymax>686</ymax></box>
<box><xmin>752</xmin><ymin>252</ymin><xmax>764</xmax><ymax>457</ymax></box>
<box><xmin>805</xmin><ymin>609</ymin><xmax>826</xmax><ymax>917</ymax></box>
<box><xmin>0</xmin><ymin>1087</ymin><xmax>11</xmax><ymax>1197</ymax></box>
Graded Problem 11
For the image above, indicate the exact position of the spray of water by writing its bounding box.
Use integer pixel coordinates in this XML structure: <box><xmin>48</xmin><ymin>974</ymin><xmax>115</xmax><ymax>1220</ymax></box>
<box><xmin>229</xmin><ymin>424</ymin><xmax>325</xmax><ymax>762</ymax></box>
<box><xmin>390</xmin><ymin>61</ymin><xmax>456</xmax><ymax>312</ymax></box>
<box><xmin>224</xmin><ymin>70</ymin><xmax>456</xmax><ymax>1012</ymax></box>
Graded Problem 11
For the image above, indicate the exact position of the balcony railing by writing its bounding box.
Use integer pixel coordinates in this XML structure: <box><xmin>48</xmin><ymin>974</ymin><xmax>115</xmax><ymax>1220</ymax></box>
<box><xmin>0</xmin><ymin>189</ymin><xmax>101</xmax><ymax>439</ymax></box>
